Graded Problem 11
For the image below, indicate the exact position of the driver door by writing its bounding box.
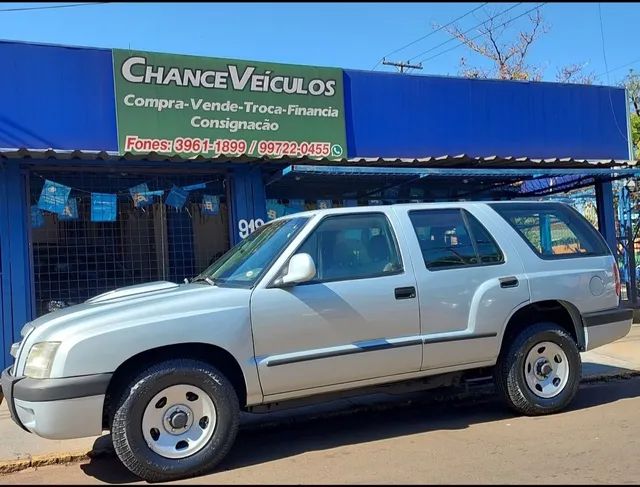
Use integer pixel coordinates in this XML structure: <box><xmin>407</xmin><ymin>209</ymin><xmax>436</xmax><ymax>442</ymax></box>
<box><xmin>250</xmin><ymin>211</ymin><xmax>422</xmax><ymax>398</ymax></box>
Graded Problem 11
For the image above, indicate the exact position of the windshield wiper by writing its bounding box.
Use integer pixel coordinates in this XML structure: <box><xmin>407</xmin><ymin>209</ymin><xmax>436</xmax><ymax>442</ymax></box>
<box><xmin>191</xmin><ymin>276</ymin><xmax>217</xmax><ymax>286</ymax></box>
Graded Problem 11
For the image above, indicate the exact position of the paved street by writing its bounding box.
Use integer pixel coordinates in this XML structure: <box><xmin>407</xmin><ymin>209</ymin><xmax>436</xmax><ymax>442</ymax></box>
<box><xmin>2</xmin><ymin>377</ymin><xmax>639</xmax><ymax>485</ymax></box>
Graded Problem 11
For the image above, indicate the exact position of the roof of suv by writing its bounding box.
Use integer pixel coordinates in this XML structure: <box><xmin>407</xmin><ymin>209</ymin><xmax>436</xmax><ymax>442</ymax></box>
<box><xmin>273</xmin><ymin>200</ymin><xmax>567</xmax><ymax>221</ymax></box>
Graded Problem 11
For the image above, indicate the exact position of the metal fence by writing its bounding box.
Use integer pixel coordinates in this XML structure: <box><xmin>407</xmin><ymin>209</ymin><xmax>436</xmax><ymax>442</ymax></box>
<box><xmin>29</xmin><ymin>169</ymin><xmax>229</xmax><ymax>317</ymax></box>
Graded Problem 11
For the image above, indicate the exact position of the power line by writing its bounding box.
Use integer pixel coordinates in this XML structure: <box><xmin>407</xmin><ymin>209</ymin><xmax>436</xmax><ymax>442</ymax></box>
<box><xmin>597</xmin><ymin>2</ymin><xmax>629</xmax><ymax>145</ymax></box>
<box><xmin>595</xmin><ymin>57</ymin><xmax>640</xmax><ymax>81</ymax></box>
<box><xmin>417</xmin><ymin>2</ymin><xmax>546</xmax><ymax>65</ymax></box>
<box><xmin>408</xmin><ymin>2</ymin><xmax>524</xmax><ymax>63</ymax></box>
<box><xmin>0</xmin><ymin>2</ymin><xmax>109</xmax><ymax>13</ymax></box>
<box><xmin>371</xmin><ymin>2</ymin><xmax>488</xmax><ymax>71</ymax></box>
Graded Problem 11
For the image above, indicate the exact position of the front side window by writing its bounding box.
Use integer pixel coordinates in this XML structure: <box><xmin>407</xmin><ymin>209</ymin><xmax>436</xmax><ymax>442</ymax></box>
<box><xmin>297</xmin><ymin>213</ymin><xmax>403</xmax><ymax>283</ymax></box>
<box><xmin>409</xmin><ymin>209</ymin><xmax>504</xmax><ymax>270</ymax></box>
<box><xmin>194</xmin><ymin>217</ymin><xmax>309</xmax><ymax>287</ymax></box>
<box><xmin>489</xmin><ymin>203</ymin><xmax>610</xmax><ymax>259</ymax></box>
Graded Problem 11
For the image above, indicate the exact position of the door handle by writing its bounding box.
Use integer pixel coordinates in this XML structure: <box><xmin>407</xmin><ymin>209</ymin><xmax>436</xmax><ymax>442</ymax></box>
<box><xmin>395</xmin><ymin>286</ymin><xmax>416</xmax><ymax>300</ymax></box>
<box><xmin>499</xmin><ymin>276</ymin><xmax>519</xmax><ymax>288</ymax></box>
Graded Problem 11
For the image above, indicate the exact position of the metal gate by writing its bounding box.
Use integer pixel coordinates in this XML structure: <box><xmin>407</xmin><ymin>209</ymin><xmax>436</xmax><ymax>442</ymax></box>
<box><xmin>29</xmin><ymin>168</ymin><xmax>229</xmax><ymax>317</ymax></box>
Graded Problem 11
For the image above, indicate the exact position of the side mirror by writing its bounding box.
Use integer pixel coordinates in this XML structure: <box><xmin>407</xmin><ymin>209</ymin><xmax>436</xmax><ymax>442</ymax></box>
<box><xmin>276</xmin><ymin>253</ymin><xmax>316</xmax><ymax>287</ymax></box>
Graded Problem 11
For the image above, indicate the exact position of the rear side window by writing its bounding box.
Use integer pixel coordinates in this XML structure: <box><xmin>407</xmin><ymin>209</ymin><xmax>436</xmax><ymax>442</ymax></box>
<box><xmin>408</xmin><ymin>209</ymin><xmax>504</xmax><ymax>270</ymax></box>
<box><xmin>489</xmin><ymin>203</ymin><xmax>610</xmax><ymax>259</ymax></box>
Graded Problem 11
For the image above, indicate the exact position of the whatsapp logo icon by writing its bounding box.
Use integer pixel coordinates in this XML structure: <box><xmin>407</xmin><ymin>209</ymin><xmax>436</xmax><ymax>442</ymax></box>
<box><xmin>330</xmin><ymin>144</ymin><xmax>344</xmax><ymax>158</ymax></box>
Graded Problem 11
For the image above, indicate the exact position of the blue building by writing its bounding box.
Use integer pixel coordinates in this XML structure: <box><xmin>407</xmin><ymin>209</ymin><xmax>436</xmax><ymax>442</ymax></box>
<box><xmin>0</xmin><ymin>39</ymin><xmax>636</xmax><ymax>369</ymax></box>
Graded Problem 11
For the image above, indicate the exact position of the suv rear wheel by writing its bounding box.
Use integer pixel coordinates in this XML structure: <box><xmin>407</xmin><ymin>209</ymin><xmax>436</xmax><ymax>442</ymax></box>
<box><xmin>494</xmin><ymin>322</ymin><xmax>581</xmax><ymax>415</ymax></box>
<box><xmin>111</xmin><ymin>358</ymin><xmax>239</xmax><ymax>482</ymax></box>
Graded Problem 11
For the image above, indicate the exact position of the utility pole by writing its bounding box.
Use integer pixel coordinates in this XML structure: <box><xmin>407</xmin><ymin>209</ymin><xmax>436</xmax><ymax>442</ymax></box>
<box><xmin>382</xmin><ymin>57</ymin><xmax>423</xmax><ymax>74</ymax></box>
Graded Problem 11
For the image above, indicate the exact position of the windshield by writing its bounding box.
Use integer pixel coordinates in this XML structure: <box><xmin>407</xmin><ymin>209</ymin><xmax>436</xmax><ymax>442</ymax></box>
<box><xmin>193</xmin><ymin>216</ymin><xmax>310</xmax><ymax>288</ymax></box>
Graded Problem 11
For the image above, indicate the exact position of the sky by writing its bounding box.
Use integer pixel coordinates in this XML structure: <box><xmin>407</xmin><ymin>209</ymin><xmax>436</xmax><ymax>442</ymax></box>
<box><xmin>0</xmin><ymin>2</ymin><xmax>639</xmax><ymax>86</ymax></box>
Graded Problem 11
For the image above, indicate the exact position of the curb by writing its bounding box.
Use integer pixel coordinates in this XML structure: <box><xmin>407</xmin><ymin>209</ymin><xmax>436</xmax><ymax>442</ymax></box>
<box><xmin>1</xmin><ymin>371</ymin><xmax>639</xmax><ymax>476</ymax></box>
<box><xmin>0</xmin><ymin>445</ymin><xmax>112</xmax><ymax>475</ymax></box>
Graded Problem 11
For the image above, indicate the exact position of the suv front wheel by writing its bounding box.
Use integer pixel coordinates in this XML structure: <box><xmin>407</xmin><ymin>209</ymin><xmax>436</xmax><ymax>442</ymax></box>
<box><xmin>111</xmin><ymin>358</ymin><xmax>240</xmax><ymax>482</ymax></box>
<box><xmin>494</xmin><ymin>322</ymin><xmax>581</xmax><ymax>415</ymax></box>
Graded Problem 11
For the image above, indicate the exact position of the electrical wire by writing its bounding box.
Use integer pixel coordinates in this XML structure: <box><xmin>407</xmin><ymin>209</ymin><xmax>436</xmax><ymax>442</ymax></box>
<box><xmin>417</xmin><ymin>2</ymin><xmax>546</xmax><ymax>65</ymax></box>
<box><xmin>408</xmin><ymin>2</ymin><xmax>524</xmax><ymax>63</ymax></box>
<box><xmin>0</xmin><ymin>3</ymin><xmax>109</xmax><ymax>13</ymax></box>
<box><xmin>595</xmin><ymin>56</ymin><xmax>640</xmax><ymax>81</ymax></box>
<box><xmin>371</xmin><ymin>2</ymin><xmax>489</xmax><ymax>71</ymax></box>
<box><xmin>597</xmin><ymin>2</ymin><xmax>630</xmax><ymax>145</ymax></box>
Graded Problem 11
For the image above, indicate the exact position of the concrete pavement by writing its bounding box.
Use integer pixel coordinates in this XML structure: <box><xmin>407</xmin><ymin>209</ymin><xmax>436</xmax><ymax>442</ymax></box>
<box><xmin>1</xmin><ymin>325</ymin><xmax>639</xmax><ymax>475</ymax></box>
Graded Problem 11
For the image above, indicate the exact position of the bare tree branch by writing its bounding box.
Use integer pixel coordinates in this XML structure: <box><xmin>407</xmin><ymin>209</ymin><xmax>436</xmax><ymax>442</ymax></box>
<box><xmin>436</xmin><ymin>6</ymin><xmax>591</xmax><ymax>84</ymax></box>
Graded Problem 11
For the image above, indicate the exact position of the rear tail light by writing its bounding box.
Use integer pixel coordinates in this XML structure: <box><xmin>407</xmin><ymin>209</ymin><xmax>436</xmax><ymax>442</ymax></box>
<box><xmin>613</xmin><ymin>261</ymin><xmax>621</xmax><ymax>297</ymax></box>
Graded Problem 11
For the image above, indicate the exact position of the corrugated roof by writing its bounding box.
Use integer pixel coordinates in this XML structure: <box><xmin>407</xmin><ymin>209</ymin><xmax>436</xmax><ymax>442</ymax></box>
<box><xmin>0</xmin><ymin>148</ymin><xmax>636</xmax><ymax>169</ymax></box>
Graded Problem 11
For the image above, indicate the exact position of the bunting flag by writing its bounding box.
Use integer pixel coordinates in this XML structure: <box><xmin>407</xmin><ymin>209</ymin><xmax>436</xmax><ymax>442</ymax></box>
<box><xmin>383</xmin><ymin>187</ymin><xmax>400</xmax><ymax>199</ymax></box>
<box><xmin>182</xmin><ymin>182</ymin><xmax>207</xmax><ymax>191</ymax></box>
<box><xmin>317</xmin><ymin>199</ymin><xmax>332</xmax><ymax>209</ymax></box>
<box><xmin>91</xmin><ymin>193</ymin><xmax>117</xmax><ymax>222</ymax></box>
<box><xmin>38</xmin><ymin>180</ymin><xmax>71</xmax><ymax>214</ymax></box>
<box><xmin>266</xmin><ymin>199</ymin><xmax>286</xmax><ymax>220</ymax></box>
<box><xmin>165</xmin><ymin>185</ymin><xmax>189</xmax><ymax>210</ymax></box>
<box><xmin>59</xmin><ymin>198</ymin><xmax>79</xmax><ymax>221</ymax></box>
<box><xmin>201</xmin><ymin>195</ymin><xmax>220</xmax><ymax>215</ymax></box>
<box><xmin>285</xmin><ymin>199</ymin><xmax>305</xmax><ymax>215</ymax></box>
<box><xmin>129</xmin><ymin>183</ymin><xmax>163</xmax><ymax>208</ymax></box>
<box><xmin>31</xmin><ymin>206</ymin><xmax>45</xmax><ymax>228</ymax></box>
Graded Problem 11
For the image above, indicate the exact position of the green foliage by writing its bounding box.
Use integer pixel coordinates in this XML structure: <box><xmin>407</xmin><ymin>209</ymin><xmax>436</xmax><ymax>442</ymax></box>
<box><xmin>631</xmin><ymin>113</ymin><xmax>640</xmax><ymax>158</ymax></box>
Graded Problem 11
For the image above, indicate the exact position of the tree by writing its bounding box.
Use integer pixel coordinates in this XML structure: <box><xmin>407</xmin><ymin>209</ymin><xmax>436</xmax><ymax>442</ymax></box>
<box><xmin>440</xmin><ymin>7</ymin><xmax>594</xmax><ymax>84</ymax></box>
<box><xmin>621</xmin><ymin>69</ymin><xmax>640</xmax><ymax>158</ymax></box>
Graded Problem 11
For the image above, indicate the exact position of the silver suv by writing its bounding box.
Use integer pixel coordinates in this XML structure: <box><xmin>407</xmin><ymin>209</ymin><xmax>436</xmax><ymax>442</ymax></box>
<box><xmin>1</xmin><ymin>201</ymin><xmax>633</xmax><ymax>481</ymax></box>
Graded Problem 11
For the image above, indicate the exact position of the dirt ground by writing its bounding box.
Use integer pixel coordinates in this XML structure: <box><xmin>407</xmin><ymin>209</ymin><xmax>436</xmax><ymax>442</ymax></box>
<box><xmin>2</xmin><ymin>377</ymin><xmax>640</xmax><ymax>485</ymax></box>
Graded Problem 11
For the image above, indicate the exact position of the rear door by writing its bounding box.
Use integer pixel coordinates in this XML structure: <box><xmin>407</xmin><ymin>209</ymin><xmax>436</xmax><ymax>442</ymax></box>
<box><xmin>395</xmin><ymin>204</ymin><xmax>530</xmax><ymax>370</ymax></box>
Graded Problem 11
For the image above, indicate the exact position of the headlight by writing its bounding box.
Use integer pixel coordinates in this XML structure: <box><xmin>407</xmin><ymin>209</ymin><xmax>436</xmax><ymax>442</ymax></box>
<box><xmin>24</xmin><ymin>342</ymin><xmax>61</xmax><ymax>379</ymax></box>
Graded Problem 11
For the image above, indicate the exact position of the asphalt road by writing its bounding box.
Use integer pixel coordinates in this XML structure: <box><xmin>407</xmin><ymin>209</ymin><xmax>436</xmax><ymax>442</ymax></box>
<box><xmin>2</xmin><ymin>377</ymin><xmax>640</xmax><ymax>485</ymax></box>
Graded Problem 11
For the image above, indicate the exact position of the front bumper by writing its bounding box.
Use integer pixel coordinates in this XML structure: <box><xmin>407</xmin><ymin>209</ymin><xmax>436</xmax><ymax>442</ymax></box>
<box><xmin>1</xmin><ymin>367</ymin><xmax>112</xmax><ymax>439</ymax></box>
<box><xmin>582</xmin><ymin>306</ymin><xmax>634</xmax><ymax>351</ymax></box>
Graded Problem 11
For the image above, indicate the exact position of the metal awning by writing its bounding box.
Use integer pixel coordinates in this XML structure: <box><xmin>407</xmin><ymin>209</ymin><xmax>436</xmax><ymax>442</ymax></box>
<box><xmin>265</xmin><ymin>163</ymin><xmax>640</xmax><ymax>201</ymax></box>
<box><xmin>0</xmin><ymin>148</ymin><xmax>637</xmax><ymax>170</ymax></box>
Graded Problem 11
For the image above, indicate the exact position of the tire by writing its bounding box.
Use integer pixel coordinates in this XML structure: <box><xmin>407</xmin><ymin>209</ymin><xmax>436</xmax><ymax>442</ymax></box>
<box><xmin>111</xmin><ymin>358</ymin><xmax>240</xmax><ymax>482</ymax></box>
<box><xmin>494</xmin><ymin>322</ymin><xmax>581</xmax><ymax>416</ymax></box>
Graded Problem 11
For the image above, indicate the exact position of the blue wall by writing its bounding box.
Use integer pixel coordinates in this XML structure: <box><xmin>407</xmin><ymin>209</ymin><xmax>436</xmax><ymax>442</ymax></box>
<box><xmin>0</xmin><ymin>41</ymin><xmax>117</xmax><ymax>151</ymax></box>
<box><xmin>0</xmin><ymin>162</ymin><xmax>33</xmax><ymax>369</ymax></box>
<box><xmin>343</xmin><ymin>70</ymin><xmax>630</xmax><ymax>159</ymax></box>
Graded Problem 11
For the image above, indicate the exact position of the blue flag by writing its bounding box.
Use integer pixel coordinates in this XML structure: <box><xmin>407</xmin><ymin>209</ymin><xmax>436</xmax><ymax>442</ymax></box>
<box><xmin>129</xmin><ymin>183</ymin><xmax>162</xmax><ymax>208</ymax></box>
<box><xmin>38</xmin><ymin>180</ymin><xmax>71</xmax><ymax>214</ymax></box>
<box><xmin>165</xmin><ymin>185</ymin><xmax>189</xmax><ymax>209</ymax></box>
<box><xmin>266</xmin><ymin>199</ymin><xmax>286</xmax><ymax>220</ymax></box>
<box><xmin>31</xmin><ymin>206</ymin><xmax>45</xmax><ymax>228</ymax></box>
<box><xmin>91</xmin><ymin>193</ymin><xmax>117</xmax><ymax>222</ymax></box>
<box><xmin>59</xmin><ymin>198</ymin><xmax>79</xmax><ymax>221</ymax></box>
<box><xmin>317</xmin><ymin>199</ymin><xmax>333</xmax><ymax>210</ymax></box>
<box><xmin>201</xmin><ymin>195</ymin><xmax>220</xmax><ymax>215</ymax></box>
<box><xmin>182</xmin><ymin>182</ymin><xmax>207</xmax><ymax>191</ymax></box>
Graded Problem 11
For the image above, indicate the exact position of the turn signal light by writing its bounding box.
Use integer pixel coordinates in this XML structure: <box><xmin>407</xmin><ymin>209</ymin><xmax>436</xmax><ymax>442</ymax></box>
<box><xmin>613</xmin><ymin>262</ymin><xmax>621</xmax><ymax>298</ymax></box>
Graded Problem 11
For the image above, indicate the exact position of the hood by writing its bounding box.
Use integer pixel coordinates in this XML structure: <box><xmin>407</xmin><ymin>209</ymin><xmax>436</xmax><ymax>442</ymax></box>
<box><xmin>26</xmin><ymin>280</ymin><xmax>252</xmax><ymax>340</ymax></box>
<box><xmin>86</xmin><ymin>281</ymin><xmax>180</xmax><ymax>304</ymax></box>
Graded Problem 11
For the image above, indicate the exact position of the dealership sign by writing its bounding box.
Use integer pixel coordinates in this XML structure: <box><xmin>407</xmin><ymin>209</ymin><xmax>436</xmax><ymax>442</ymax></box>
<box><xmin>113</xmin><ymin>49</ymin><xmax>347</xmax><ymax>160</ymax></box>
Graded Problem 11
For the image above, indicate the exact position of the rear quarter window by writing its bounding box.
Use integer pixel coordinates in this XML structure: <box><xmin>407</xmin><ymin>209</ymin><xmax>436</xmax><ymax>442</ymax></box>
<box><xmin>489</xmin><ymin>203</ymin><xmax>610</xmax><ymax>259</ymax></box>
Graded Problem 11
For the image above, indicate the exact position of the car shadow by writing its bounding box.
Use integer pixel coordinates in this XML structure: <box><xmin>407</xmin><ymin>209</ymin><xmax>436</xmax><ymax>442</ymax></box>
<box><xmin>80</xmin><ymin>374</ymin><xmax>640</xmax><ymax>484</ymax></box>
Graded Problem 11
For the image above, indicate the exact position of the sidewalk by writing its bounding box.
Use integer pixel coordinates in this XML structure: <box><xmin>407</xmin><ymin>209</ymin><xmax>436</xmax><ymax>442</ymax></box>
<box><xmin>1</xmin><ymin>325</ymin><xmax>639</xmax><ymax>474</ymax></box>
